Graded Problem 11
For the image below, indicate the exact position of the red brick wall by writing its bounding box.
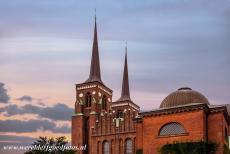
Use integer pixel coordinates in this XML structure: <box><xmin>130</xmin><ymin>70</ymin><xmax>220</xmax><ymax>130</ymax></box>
<box><xmin>72</xmin><ymin>115</ymin><xmax>84</xmax><ymax>154</ymax></box>
<box><xmin>208</xmin><ymin>112</ymin><xmax>229</xmax><ymax>154</ymax></box>
<box><xmin>137</xmin><ymin>110</ymin><xmax>206</xmax><ymax>154</ymax></box>
<box><xmin>90</xmin><ymin>132</ymin><xmax>136</xmax><ymax>154</ymax></box>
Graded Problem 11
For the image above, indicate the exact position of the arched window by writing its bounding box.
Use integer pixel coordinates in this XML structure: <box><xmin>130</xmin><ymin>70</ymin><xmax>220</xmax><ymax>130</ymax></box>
<box><xmin>125</xmin><ymin>138</ymin><xmax>133</xmax><ymax>154</ymax></box>
<box><xmin>159</xmin><ymin>122</ymin><xmax>186</xmax><ymax>136</ymax></box>
<box><xmin>102</xmin><ymin>95</ymin><xmax>107</xmax><ymax>110</ymax></box>
<box><xmin>85</xmin><ymin>92</ymin><xmax>92</xmax><ymax>107</ymax></box>
<box><xmin>103</xmin><ymin>141</ymin><xmax>110</xmax><ymax>154</ymax></box>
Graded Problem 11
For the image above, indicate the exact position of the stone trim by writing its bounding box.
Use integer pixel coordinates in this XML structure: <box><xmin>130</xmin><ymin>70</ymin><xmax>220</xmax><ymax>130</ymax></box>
<box><xmin>76</xmin><ymin>81</ymin><xmax>112</xmax><ymax>95</ymax></box>
<box><xmin>112</xmin><ymin>101</ymin><xmax>140</xmax><ymax>111</ymax></box>
<box><xmin>156</xmin><ymin>132</ymin><xmax>189</xmax><ymax>139</ymax></box>
<box><xmin>91</xmin><ymin>131</ymin><xmax>136</xmax><ymax>137</ymax></box>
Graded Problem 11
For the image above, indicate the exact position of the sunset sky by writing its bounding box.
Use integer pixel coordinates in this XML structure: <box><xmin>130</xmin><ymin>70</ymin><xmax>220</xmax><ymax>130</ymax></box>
<box><xmin>0</xmin><ymin>0</ymin><xmax>230</xmax><ymax>153</ymax></box>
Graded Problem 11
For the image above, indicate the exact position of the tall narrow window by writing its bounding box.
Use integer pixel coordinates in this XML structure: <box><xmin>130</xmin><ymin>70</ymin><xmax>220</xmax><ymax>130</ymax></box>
<box><xmin>103</xmin><ymin>141</ymin><xmax>110</xmax><ymax>154</ymax></box>
<box><xmin>102</xmin><ymin>95</ymin><xmax>107</xmax><ymax>110</ymax></box>
<box><xmin>125</xmin><ymin>139</ymin><xmax>132</xmax><ymax>154</ymax></box>
<box><xmin>225</xmin><ymin>128</ymin><xmax>229</xmax><ymax>145</ymax></box>
<box><xmin>85</xmin><ymin>92</ymin><xmax>92</xmax><ymax>107</ymax></box>
<box><xmin>84</xmin><ymin>117</ymin><xmax>89</xmax><ymax>153</ymax></box>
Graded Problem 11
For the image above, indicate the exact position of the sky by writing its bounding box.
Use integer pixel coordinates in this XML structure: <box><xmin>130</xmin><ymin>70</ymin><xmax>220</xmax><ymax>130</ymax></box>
<box><xmin>0</xmin><ymin>0</ymin><xmax>230</xmax><ymax>153</ymax></box>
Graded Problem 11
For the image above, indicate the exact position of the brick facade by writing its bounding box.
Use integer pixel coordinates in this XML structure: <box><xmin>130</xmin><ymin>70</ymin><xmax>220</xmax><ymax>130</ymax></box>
<box><xmin>135</xmin><ymin>104</ymin><xmax>230</xmax><ymax>154</ymax></box>
<box><xmin>72</xmin><ymin>81</ymin><xmax>139</xmax><ymax>154</ymax></box>
<box><xmin>71</xmin><ymin>18</ymin><xmax>230</xmax><ymax>154</ymax></box>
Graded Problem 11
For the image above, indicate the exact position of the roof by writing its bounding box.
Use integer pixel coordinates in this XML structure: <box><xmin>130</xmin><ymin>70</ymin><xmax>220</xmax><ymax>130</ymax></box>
<box><xmin>117</xmin><ymin>50</ymin><xmax>131</xmax><ymax>102</ymax></box>
<box><xmin>160</xmin><ymin>87</ymin><xmax>210</xmax><ymax>108</ymax></box>
<box><xmin>85</xmin><ymin>16</ymin><xmax>103</xmax><ymax>84</ymax></box>
<box><xmin>137</xmin><ymin>103</ymin><xmax>230</xmax><ymax>124</ymax></box>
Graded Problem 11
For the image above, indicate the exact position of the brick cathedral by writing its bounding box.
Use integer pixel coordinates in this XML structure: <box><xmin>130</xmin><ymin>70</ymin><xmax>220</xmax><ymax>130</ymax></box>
<box><xmin>72</xmin><ymin>17</ymin><xmax>230</xmax><ymax>154</ymax></box>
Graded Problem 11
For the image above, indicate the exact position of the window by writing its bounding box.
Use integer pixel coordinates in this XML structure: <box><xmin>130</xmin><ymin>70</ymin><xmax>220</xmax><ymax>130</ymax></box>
<box><xmin>116</xmin><ymin>110</ymin><xmax>123</xmax><ymax>118</ymax></box>
<box><xmin>103</xmin><ymin>141</ymin><xmax>110</xmax><ymax>154</ymax></box>
<box><xmin>85</xmin><ymin>92</ymin><xmax>92</xmax><ymax>107</ymax></box>
<box><xmin>84</xmin><ymin>117</ymin><xmax>89</xmax><ymax>153</ymax></box>
<box><xmin>102</xmin><ymin>95</ymin><xmax>107</xmax><ymax>110</ymax></box>
<box><xmin>125</xmin><ymin>139</ymin><xmax>132</xmax><ymax>154</ymax></box>
<box><xmin>225</xmin><ymin>128</ymin><xmax>229</xmax><ymax>145</ymax></box>
<box><xmin>159</xmin><ymin>122</ymin><xmax>186</xmax><ymax>136</ymax></box>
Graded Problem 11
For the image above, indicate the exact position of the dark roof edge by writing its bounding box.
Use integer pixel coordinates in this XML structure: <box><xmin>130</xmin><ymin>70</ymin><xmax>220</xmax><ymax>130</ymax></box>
<box><xmin>139</xmin><ymin>103</ymin><xmax>230</xmax><ymax>124</ymax></box>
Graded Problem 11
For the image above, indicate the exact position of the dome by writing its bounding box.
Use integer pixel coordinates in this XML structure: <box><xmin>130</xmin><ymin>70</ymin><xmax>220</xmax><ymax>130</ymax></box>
<box><xmin>160</xmin><ymin>87</ymin><xmax>209</xmax><ymax>108</ymax></box>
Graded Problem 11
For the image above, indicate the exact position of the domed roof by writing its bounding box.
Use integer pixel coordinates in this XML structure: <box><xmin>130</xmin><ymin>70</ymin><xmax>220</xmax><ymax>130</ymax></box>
<box><xmin>160</xmin><ymin>87</ymin><xmax>209</xmax><ymax>108</ymax></box>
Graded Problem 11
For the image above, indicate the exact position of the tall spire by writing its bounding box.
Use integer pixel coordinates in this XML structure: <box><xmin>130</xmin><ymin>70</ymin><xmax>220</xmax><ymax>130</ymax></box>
<box><xmin>85</xmin><ymin>11</ymin><xmax>102</xmax><ymax>83</ymax></box>
<box><xmin>118</xmin><ymin>43</ymin><xmax>131</xmax><ymax>101</ymax></box>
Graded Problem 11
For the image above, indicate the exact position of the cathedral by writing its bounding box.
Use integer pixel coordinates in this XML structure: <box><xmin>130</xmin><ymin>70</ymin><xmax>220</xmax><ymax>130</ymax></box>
<box><xmin>72</xmin><ymin>17</ymin><xmax>230</xmax><ymax>154</ymax></box>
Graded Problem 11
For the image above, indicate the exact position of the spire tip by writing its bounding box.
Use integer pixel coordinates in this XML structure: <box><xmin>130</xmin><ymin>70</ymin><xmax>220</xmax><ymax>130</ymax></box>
<box><xmin>94</xmin><ymin>8</ymin><xmax>97</xmax><ymax>21</ymax></box>
<box><xmin>125</xmin><ymin>41</ymin><xmax>127</xmax><ymax>54</ymax></box>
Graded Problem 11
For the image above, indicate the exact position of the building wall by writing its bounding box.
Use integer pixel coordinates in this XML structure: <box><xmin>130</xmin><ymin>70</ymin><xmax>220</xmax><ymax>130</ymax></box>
<box><xmin>89</xmin><ymin>106</ymin><xmax>137</xmax><ymax>154</ymax></box>
<box><xmin>72</xmin><ymin>115</ymin><xmax>84</xmax><ymax>154</ymax></box>
<box><xmin>90</xmin><ymin>132</ymin><xmax>136</xmax><ymax>154</ymax></box>
<box><xmin>208</xmin><ymin>112</ymin><xmax>229</xmax><ymax>154</ymax></box>
<box><xmin>72</xmin><ymin>82</ymin><xmax>138</xmax><ymax>154</ymax></box>
<box><xmin>137</xmin><ymin>110</ymin><xmax>206</xmax><ymax>154</ymax></box>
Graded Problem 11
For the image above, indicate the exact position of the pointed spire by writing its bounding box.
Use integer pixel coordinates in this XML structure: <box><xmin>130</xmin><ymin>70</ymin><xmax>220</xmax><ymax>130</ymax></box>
<box><xmin>85</xmin><ymin>11</ymin><xmax>102</xmax><ymax>83</ymax></box>
<box><xmin>118</xmin><ymin>42</ymin><xmax>131</xmax><ymax>101</ymax></box>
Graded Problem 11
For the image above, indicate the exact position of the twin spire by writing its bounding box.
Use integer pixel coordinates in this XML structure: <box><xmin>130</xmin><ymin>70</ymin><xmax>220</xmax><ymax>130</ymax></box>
<box><xmin>118</xmin><ymin>45</ymin><xmax>131</xmax><ymax>101</ymax></box>
<box><xmin>85</xmin><ymin>14</ymin><xmax>102</xmax><ymax>83</ymax></box>
<box><xmin>85</xmin><ymin>14</ymin><xmax>131</xmax><ymax>101</ymax></box>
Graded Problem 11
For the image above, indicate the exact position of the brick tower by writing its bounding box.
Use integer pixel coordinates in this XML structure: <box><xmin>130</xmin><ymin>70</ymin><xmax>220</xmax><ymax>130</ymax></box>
<box><xmin>72</xmin><ymin>15</ymin><xmax>140</xmax><ymax>154</ymax></box>
<box><xmin>72</xmin><ymin>16</ymin><xmax>113</xmax><ymax>154</ymax></box>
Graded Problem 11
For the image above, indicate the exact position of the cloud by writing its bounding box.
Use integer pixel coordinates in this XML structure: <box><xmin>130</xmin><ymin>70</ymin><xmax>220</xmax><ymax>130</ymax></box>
<box><xmin>3</xmin><ymin>104</ymin><xmax>22</xmax><ymax>115</ymax></box>
<box><xmin>37</xmin><ymin>103</ymin><xmax>73</xmax><ymax>121</ymax></box>
<box><xmin>0</xmin><ymin>82</ymin><xmax>10</xmax><ymax>103</ymax></box>
<box><xmin>1</xmin><ymin>103</ymin><xmax>74</xmax><ymax>121</ymax></box>
<box><xmin>0</xmin><ymin>119</ymin><xmax>70</xmax><ymax>133</ymax></box>
<box><xmin>0</xmin><ymin>107</ymin><xmax>4</xmax><ymax>113</ymax></box>
<box><xmin>0</xmin><ymin>135</ymin><xmax>36</xmax><ymax>143</ymax></box>
<box><xmin>16</xmin><ymin>95</ymin><xmax>33</xmax><ymax>102</ymax></box>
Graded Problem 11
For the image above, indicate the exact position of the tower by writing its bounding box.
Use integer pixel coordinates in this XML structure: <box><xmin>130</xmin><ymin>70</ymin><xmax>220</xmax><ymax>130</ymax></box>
<box><xmin>110</xmin><ymin>46</ymin><xmax>140</xmax><ymax>154</ymax></box>
<box><xmin>112</xmin><ymin>45</ymin><xmax>140</xmax><ymax>114</ymax></box>
<box><xmin>72</xmin><ymin>15</ymin><xmax>112</xmax><ymax>154</ymax></box>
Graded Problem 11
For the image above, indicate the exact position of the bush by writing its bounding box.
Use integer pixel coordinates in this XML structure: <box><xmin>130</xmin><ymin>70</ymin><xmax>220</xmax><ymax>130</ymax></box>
<box><xmin>224</xmin><ymin>144</ymin><xmax>230</xmax><ymax>154</ymax></box>
<box><xmin>136</xmin><ymin>149</ymin><xmax>143</xmax><ymax>154</ymax></box>
<box><xmin>159</xmin><ymin>141</ymin><xmax>217</xmax><ymax>154</ymax></box>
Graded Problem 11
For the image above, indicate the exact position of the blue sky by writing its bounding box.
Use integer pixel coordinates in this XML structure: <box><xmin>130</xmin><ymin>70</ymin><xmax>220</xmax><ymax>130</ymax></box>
<box><xmin>0</xmin><ymin>0</ymin><xmax>230</xmax><ymax>153</ymax></box>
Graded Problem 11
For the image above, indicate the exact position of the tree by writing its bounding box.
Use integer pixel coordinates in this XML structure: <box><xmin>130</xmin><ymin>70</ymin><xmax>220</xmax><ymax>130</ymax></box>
<box><xmin>24</xmin><ymin>136</ymin><xmax>76</xmax><ymax>154</ymax></box>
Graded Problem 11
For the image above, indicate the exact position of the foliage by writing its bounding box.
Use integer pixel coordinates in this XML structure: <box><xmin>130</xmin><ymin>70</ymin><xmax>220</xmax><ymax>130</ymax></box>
<box><xmin>224</xmin><ymin>144</ymin><xmax>230</xmax><ymax>154</ymax></box>
<box><xmin>24</xmin><ymin>136</ymin><xmax>76</xmax><ymax>154</ymax></box>
<box><xmin>159</xmin><ymin>141</ymin><xmax>217</xmax><ymax>154</ymax></box>
<box><xmin>136</xmin><ymin>149</ymin><xmax>143</xmax><ymax>154</ymax></box>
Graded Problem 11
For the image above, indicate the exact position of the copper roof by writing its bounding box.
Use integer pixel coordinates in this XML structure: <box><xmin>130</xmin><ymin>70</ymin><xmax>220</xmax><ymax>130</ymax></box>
<box><xmin>85</xmin><ymin>16</ymin><xmax>102</xmax><ymax>84</ymax></box>
<box><xmin>160</xmin><ymin>87</ymin><xmax>210</xmax><ymax>108</ymax></box>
